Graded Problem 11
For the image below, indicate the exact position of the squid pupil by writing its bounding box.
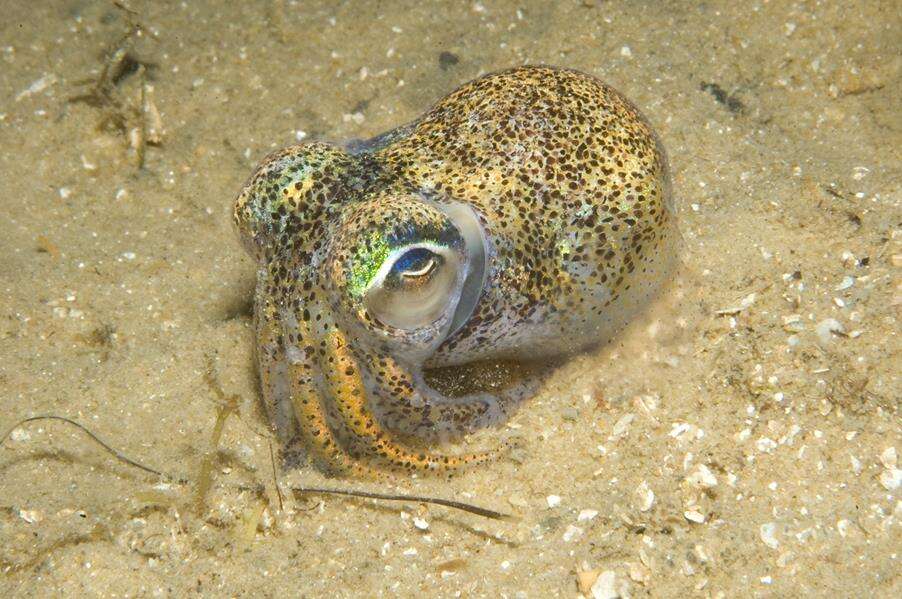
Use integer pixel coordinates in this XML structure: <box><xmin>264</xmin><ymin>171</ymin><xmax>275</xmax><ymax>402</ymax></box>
<box><xmin>393</xmin><ymin>247</ymin><xmax>438</xmax><ymax>278</ymax></box>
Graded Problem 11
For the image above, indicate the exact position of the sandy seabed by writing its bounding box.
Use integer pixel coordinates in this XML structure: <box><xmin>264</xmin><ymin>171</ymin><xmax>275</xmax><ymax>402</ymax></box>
<box><xmin>1</xmin><ymin>1</ymin><xmax>899</xmax><ymax>597</ymax></box>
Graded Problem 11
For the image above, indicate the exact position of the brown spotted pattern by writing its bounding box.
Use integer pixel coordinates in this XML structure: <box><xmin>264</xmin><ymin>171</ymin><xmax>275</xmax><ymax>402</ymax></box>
<box><xmin>234</xmin><ymin>66</ymin><xmax>679</xmax><ymax>476</ymax></box>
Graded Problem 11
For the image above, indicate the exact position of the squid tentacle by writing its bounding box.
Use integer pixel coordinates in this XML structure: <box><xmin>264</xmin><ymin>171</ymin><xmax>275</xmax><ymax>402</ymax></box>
<box><xmin>286</xmin><ymin>356</ymin><xmax>377</xmax><ymax>478</ymax></box>
<box><xmin>361</xmin><ymin>351</ymin><xmax>541</xmax><ymax>442</ymax></box>
<box><xmin>254</xmin><ymin>298</ymin><xmax>297</xmax><ymax>445</ymax></box>
<box><xmin>258</xmin><ymin>293</ymin><xmax>375</xmax><ymax>477</ymax></box>
<box><xmin>258</xmin><ymin>280</ymin><xmax>513</xmax><ymax>475</ymax></box>
<box><xmin>317</xmin><ymin>330</ymin><xmax>495</xmax><ymax>473</ymax></box>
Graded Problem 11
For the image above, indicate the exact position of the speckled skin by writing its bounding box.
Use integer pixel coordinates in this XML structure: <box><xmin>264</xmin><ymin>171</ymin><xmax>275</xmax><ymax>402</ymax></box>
<box><xmin>234</xmin><ymin>66</ymin><xmax>679</xmax><ymax>476</ymax></box>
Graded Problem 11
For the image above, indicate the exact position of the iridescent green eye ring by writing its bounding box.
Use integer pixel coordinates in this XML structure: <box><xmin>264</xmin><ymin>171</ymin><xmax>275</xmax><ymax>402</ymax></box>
<box><xmin>346</xmin><ymin>231</ymin><xmax>390</xmax><ymax>299</ymax></box>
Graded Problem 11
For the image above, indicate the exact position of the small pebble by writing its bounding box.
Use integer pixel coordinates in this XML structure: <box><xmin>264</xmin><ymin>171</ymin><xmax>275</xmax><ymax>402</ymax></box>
<box><xmin>546</xmin><ymin>495</ymin><xmax>562</xmax><ymax>508</ymax></box>
<box><xmin>686</xmin><ymin>464</ymin><xmax>718</xmax><ymax>488</ymax></box>
<box><xmin>715</xmin><ymin>292</ymin><xmax>756</xmax><ymax>315</ymax></box>
<box><xmin>684</xmin><ymin>509</ymin><xmax>705</xmax><ymax>523</ymax></box>
<box><xmin>635</xmin><ymin>481</ymin><xmax>655</xmax><ymax>512</ymax></box>
<box><xmin>815</xmin><ymin>318</ymin><xmax>844</xmax><ymax>344</ymax></box>
<box><xmin>18</xmin><ymin>509</ymin><xmax>43</xmax><ymax>523</ymax></box>
<box><xmin>760</xmin><ymin>522</ymin><xmax>779</xmax><ymax>549</ymax></box>
<box><xmin>835</xmin><ymin>276</ymin><xmax>855</xmax><ymax>291</ymax></box>
<box><xmin>412</xmin><ymin>517</ymin><xmax>429</xmax><ymax>531</ymax></box>
<box><xmin>591</xmin><ymin>570</ymin><xmax>620</xmax><ymax>599</ymax></box>
<box><xmin>563</xmin><ymin>524</ymin><xmax>583</xmax><ymax>542</ymax></box>
<box><xmin>756</xmin><ymin>437</ymin><xmax>777</xmax><ymax>453</ymax></box>
<box><xmin>578</xmin><ymin>509</ymin><xmax>599</xmax><ymax>522</ymax></box>
<box><xmin>836</xmin><ymin>519</ymin><xmax>850</xmax><ymax>537</ymax></box>
<box><xmin>9</xmin><ymin>428</ymin><xmax>30</xmax><ymax>442</ymax></box>
<box><xmin>611</xmin><ymin>413</ymin><xmax>634</xmax><ymax>438</ymax></box>
<box><xmin>879</xmin><ymin>469</ymin><xmax>901</xmax><ymax>491</ymax></box>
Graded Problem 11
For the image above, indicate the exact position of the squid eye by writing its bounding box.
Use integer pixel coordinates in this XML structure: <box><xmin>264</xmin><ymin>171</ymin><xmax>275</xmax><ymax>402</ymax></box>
<box><xmin>364</xmin><ymin>244</ymin><xmax>462</xmax><ymax>331</ymax></box>
<box><xmin>390</xmin><ymin>248</ymin><xmax>441</xmax><ymax>285</ymax></box>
